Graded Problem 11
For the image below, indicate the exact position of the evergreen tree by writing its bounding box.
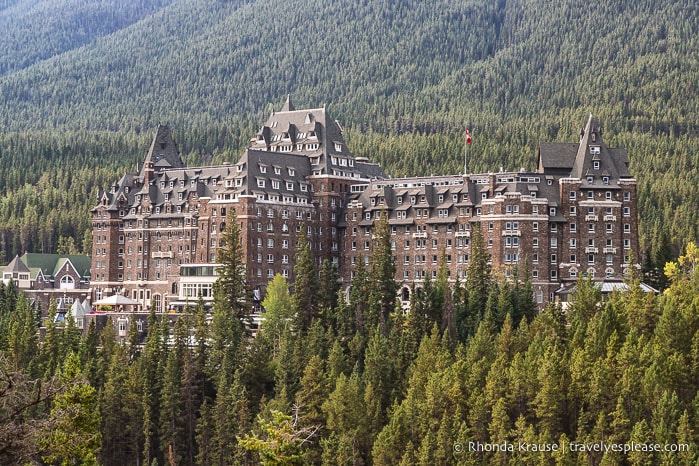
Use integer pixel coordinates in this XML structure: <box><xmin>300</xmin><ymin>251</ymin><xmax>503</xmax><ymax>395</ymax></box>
<box><xmin>462</xmin><ymin>223</ymin><xmax>490</xmax><ymax>339</ymax></box>
<box><xmin>209</xmin><ymin>209</ymin><xmax>249</xmax><ymax>381</ymax></box>
<box><xmin>367</xmin><ymin>212</ymin><xmax>397</xmax><ymax>335</ymax></box>
<box><xmin>41</xmin><ymin>299</ymin><xmax>61</xmax><ymax>378</ymax></box>
<box><xmin>293</xmin><ymin>354</ymin><xmax>328</xmax><ymax>464</ymax></box>
<box><xmin>159</xmin><ymin>317</ymin><xmax>187</xmax><ymax>465</ymax></box>
<box><xmin>292</xmin><ymin>225</ymin><xmax>318</xmax><ymax>333</ymax></box>
<box><xmin>39</xmin><ymin>352</ymin><xmax>101</xmax><ymax>466</ymax></box>
<box><xmin>318</xmin><ymin>259</ymin><xmax>340</xmax><ymax>317</ymax></box>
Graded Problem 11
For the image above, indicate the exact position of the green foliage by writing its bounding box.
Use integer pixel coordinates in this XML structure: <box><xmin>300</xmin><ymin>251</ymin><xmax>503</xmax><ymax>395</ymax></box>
<box><xmin>292</xmin><ymin>226</ymin><xmax>318</xmax><ymax>333</ymax></box>
<box><xmin>3</xmin><ymin>231</ymin><xmax>699</xmax><ymax>464</ymax></box>
<box><xmin>39</xmin><ymin>352</ymin><xmax>101</xmax><ymax>466</ymax></box>
<box><xmin>241</xmin><ymin>409</ymin><xmax>315</xmax><ymax>466</ymax></box>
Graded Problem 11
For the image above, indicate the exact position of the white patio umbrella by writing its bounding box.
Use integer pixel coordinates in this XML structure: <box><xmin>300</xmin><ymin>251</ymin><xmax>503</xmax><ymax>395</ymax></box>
<box><xmin>93</xmin><ymin>294</ymin><xmax>140</xmax><ymax>306</ymax></box>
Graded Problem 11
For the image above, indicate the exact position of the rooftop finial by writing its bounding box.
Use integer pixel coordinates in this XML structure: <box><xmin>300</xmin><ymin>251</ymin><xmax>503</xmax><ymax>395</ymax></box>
<box><xmin>281</xmin><ymin>94</ymin><xmax>294</xmax><ymax>112</ymax></box>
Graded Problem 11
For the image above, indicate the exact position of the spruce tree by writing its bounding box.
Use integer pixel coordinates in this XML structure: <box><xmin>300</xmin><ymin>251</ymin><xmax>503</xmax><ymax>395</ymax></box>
<box><xmin>367</xmin><ymin>212</ymin><xmax>397</xmax><ymax>335</ymax></box>
<box><xmin>292</xmin><ymin>225</ymin><xmax>318</xmax><ymax>333</ymax></box>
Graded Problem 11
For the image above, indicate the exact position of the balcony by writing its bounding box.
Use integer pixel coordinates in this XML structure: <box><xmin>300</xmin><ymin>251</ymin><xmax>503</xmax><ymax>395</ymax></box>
<box><xmin>455</xmin><ymin>231</ymin><xmax>470</xmax><ymax>238</ymax></box>
<box><xmin>152</xmin><ymin>251</ymin><xmax>174</xmax><ymax>259</ymax></box>
<box><xmin>502</xmin><ymin>230</ymin><xmax>522</xmax><ymax>236</ymax></box>
<box><xmin>603</xmin><ymin>247</ymin><xmax>617</xmax><ymax>254</ymax></box>
<box><xmin>413</xmin><ymin>232</ymin><xmax>427</xmax><ymax>238</ymax></box>
<box><xmin>604</xmin><ymin>215</ymin><xmax>617</xmax><ymax>222</ymax></box>
<box><xmin>585</xmin><ymin>247</ymin><xmax>598</xmax><ymax>254</ymax></box>
<box><xmin>585</xmin><ymin>214</ymin><xmax>598</xmax><ymax>221</ymax></box>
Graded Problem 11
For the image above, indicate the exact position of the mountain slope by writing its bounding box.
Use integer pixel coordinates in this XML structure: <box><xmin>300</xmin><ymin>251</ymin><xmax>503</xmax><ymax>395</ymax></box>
<box><xmin>0</xmin><ymin>0</ymin><xmax>176</xmax><ymax>76</ymax></box>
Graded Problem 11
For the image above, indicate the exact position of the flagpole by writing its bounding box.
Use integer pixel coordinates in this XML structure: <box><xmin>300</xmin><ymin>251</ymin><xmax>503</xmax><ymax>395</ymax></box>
<box><xmin>464</xmin><ymin>125</ymin><xmax>471</xmax><ymax>176</ymax></box>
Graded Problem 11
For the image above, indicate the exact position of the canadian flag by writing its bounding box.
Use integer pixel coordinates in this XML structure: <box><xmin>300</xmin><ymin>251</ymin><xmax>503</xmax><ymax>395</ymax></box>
<box><xmin>465</xmin><ymin>127</ymin><xmax>472</xmax><ymax>145</ymax></box>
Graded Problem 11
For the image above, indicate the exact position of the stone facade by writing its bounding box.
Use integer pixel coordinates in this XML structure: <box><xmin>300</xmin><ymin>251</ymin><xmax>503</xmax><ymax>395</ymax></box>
<box><xmin>91</xmin><ymin>102</ymin><xmax>639</xmax><ymax>310</ymax></box>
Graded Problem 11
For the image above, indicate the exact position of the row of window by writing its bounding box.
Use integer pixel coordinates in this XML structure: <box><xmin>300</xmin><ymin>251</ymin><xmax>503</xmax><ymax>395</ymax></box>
<box><xmin>256</xmin><ymin>178</ymin><xmax>308</xmax><ymax>192</ymax></box>
<box><xmin>257</xmin><ymin>163</ymin><xmax>297</xmax><ymax>176</ymax></box>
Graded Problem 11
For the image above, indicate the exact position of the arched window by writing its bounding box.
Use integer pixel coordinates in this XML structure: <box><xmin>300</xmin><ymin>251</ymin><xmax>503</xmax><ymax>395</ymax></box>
<box><xmin>60</xmin><ymin>275</ymin><xmax>75</xmax><ymax>290</ymax></box>
<box><xmin>172</xmin><ymin>282</ymin><xmax>178</xmax><ymax>295</ymax></box>
<box><xmin>152</xmin><ymin>294</ymin><xmax>162</xmax><ymax>313</ymax></box>
<box><xmin>535</xmin><ymin>289</ymin><xmax>544</xmax><ymax>304</ymax></box>
<box><xmin>401</xmin><ymin>287</ymin><xmax>410</xmax><ymax>301</ymax></box>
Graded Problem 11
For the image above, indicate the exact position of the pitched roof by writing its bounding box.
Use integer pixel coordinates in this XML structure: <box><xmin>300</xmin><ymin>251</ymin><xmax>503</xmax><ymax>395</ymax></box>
<box><xmin>141</xmin><ymin>125</ymin><xmax>185</xmax><ymax>176</ymax></box>
<box><xmin>538</xmin><ymin>142</ymin><xmax>577</xmax><ymax>171</ymax></box>
<box><xmin>4</xmin><ymin>255</ymin><xmax>30</xmax><ymax>274</ymax></box>
<box><xmin>20</xmin><ymin>253</ymin><xmax>91</xmax><ymax>279</ymax></box>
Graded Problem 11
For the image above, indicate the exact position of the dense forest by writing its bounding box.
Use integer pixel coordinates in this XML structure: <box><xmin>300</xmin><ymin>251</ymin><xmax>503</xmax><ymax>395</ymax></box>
<box><xmin>0</xmin><ymin>0</ymin><xmax>698</xmax><ymax>269</ymax></box>
<box><xmin>2</xmin><ymin>216</ymin><xmax>699</xmax><ymax>464</ymax></box>
<box><xmin>1</xmin><ymin>1</ymin><xmax>698</xmax><ymax>464</ymax></box>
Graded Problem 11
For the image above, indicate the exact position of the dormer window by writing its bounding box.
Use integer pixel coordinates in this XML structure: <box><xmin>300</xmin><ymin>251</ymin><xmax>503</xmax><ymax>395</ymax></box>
<box><xmin>334</xmin><ymin>142</ymin><xmax>343</xmax><ymax>152</ymax></box>
<box><xmin>160</xmin><ymin>182</ymin><xmax>165</xmax><ymax>188</ymax></box>
<box><xmin>603</xmin><ymin>176</ymin><xmax>609</xmax><ymax>185</ymax></box>
<box><xmin>590</xmin><ymin>146</ymin><xmax>601</xmax><ymax>155</ymax></box>
<box><xmin>288</xmin><ymin>168</ymin><xmax>295</xmax><ymax>176</ymax></box>
<box><xmin>274</xmin><ymin>166</ymin><xmax>281</xmax><ymax>175</ymax></box>
<box><xmin>259</xmin><ymin>165</ymin><xmax>267</xmax><ymax>174</ymax></box>
<box><xmin>593</xmin><ymin>160</ymin><xmax>600</xmax><ymax>170</ymax></box>
<box><xmin>587</xmin><ymin>176</ymin><xmax>594</xmax><ymax>184</ymax></box>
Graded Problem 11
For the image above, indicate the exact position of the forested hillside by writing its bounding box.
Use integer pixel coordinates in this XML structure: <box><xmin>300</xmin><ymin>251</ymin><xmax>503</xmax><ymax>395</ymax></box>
<box><xmin>0</xmin><ymin>0</ymin><xmax>698</xmax><ymax>266</ymax></box>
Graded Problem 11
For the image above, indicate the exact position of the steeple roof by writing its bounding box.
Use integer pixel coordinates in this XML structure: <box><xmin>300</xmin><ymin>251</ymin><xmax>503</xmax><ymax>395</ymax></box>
<box><xmin>141</xmin><ymin>124</ymin><xmax>185</xmax><ymax>176</ymax></box>
<box><xmin>5</xmin><ymin>255</ymin><xmax>30</xmax><ymax>274</ymax></box>
<box><xmin>281</xmin><ymin>94</ymin><xmax>294</xmax><ymax>112</ymax></box>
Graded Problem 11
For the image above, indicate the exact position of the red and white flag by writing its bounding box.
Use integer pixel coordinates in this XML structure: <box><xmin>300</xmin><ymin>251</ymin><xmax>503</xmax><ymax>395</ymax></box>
<box><xmin>465</xmin><ymin>127</ymin><xmax>472</xmax><ymax>145</ymax></box>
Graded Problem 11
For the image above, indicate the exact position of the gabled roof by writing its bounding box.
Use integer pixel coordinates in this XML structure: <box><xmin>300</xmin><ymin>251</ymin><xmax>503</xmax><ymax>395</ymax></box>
<box><xmin>20</xmin><ymin>253</ymin><xmax>91</xmax><ymax>279</ymax></box>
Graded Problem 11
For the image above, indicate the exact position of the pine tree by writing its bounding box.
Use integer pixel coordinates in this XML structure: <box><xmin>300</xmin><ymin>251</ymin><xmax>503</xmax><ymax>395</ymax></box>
<box><xmin>99</xmin><ymin>344</ymin><xmax>135</xmax><ymax>466</ymax></box>
<box><xmin>39</xmin><ymin>352</ymin><xmax>101</xmax><ymax>466</ymax></box>
<box><xmin>321</xmin><ymin>369</ymin><xmax>368</xmax><ymax>465</ymax></box>
<box><xmin>463</xmin><ymin>222</ymin><xmax>490</xmax><ymax>339</ymax></box>
<box><xmin>292</xmin><ymin>225</ymin><xmax>318</xmax><ymax>333</ymax></box>
<box><xmin>367</xmin><ymin>212</ymin><xmax>397</xmax><ymax>335</ymax></box>
<box><xmin>209</xmin><ymin>209</ymin><xmax>249</xmax><ymax>381</ymax></box>
<box><xmin>141</xmin><ymin>311</ymin><xmax>163</xmax><ymax>466</ymax></box>
<box><xmin>318</xmin><ymin>259</ymin><xmax>340</xmax><ymax>317</ymax></box>
<box><xmin>213</xmin><ymin>209</ymin><xmax>251</xmax><ymax>320</ymax></box>
<box><xmin>294</xmin><ymin>354</ymin><xmax>328</xmax><ymax>464</ymax></box>
<box><xmin>41</xmin><ymin>299</ymin><xmax>61</xmax><ymax>377</ymax></box>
